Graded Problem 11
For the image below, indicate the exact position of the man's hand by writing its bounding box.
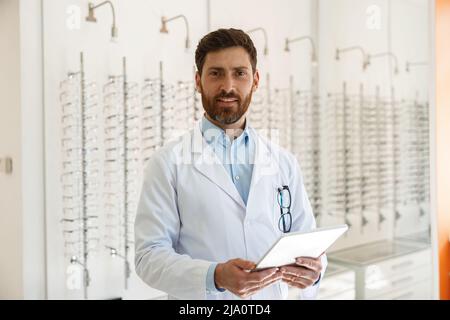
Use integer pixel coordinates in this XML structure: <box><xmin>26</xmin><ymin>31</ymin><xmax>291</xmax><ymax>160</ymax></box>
<box><xmin>214</xmin><ymin>258</ymin><xmax>283</xmax><ymax>299</ymax></box>
<box><xmin>280</xmin><ymin>256</ymin><xmax>323</xmax><ymax>289</ymax></box>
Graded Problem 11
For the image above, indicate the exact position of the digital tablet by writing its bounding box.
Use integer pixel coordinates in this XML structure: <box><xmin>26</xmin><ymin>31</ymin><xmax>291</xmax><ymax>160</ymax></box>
<box><xmin>254</xmin><ymin>224</ymin><xmax>348</xmax><ymax>270</ymax></box>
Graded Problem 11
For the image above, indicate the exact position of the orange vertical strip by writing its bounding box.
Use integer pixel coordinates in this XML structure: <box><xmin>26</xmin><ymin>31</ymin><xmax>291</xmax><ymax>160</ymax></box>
<box><xmin>435</xmin><ymin>0</ymin><xmax>450</xmax><ymax>300</ymax></box>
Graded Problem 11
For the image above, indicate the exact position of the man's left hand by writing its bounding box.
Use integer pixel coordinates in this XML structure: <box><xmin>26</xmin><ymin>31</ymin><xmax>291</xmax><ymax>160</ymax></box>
<box><xmin>279</xmin><ymin>256</ymin><xmax>323</xmax><ymax>289</ymax></box>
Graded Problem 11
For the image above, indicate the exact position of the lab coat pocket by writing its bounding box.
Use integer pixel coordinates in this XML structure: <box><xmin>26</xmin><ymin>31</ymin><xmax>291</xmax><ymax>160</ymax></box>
<box><xmin>272</xmin><ymin>182</ymin><xmax>284</xmax><ymax>236</ymax></box>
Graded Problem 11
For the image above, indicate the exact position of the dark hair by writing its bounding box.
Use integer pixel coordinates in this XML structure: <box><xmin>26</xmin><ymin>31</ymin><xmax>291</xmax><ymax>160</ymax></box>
<box><xmin>195</xmin><ymin>28</ymin><xmax>257</xmax><ymax>75</ymax></box>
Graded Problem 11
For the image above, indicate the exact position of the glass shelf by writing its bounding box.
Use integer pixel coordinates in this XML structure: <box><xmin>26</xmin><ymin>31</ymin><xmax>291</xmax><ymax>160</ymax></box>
<box><xmin>395</xmin><ymin>230</ymin><xmax>431</xmax><ymax>244</ymax></box>
<box><xmin>328</xmin><ymin>240</ymin><xmax>429</xmax><ymax>267</ymax></box>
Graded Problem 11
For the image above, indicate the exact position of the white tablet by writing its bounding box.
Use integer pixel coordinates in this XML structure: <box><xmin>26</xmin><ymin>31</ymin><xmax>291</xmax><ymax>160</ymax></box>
<box><xmin>254</xmin><ymin>224</ymin><xmax>348</xmax><ymax>270</ymax></box>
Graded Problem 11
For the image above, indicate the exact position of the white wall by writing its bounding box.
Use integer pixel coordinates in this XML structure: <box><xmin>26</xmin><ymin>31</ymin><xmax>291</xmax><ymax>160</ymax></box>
<box><xmin>210</xmin><ymin>0</ymin><xmax>313</xmax><ymax>91</ymax></box>
<box><xmin>0</xmin><ymin>0</ymin><xmax>46</xmax><ymax>299</ymax></box>
<box><xmin>317</xmin><ymin>0</ymin><xmax>429</xmax><ymax>110</ymax></box>
<box><xmin>0</xmin><ymin>0</ymin><xmax>24</xmax><ymax>299</ymax></box>
<box><xmin>390</xmin><ymin>0</ymin><xmax>430</xmax><ymax>100</ymax></box>
<box><xmin>20</xmin><ymin>0</ymin><xmax>47</xmax><ymax>300</ymax></box>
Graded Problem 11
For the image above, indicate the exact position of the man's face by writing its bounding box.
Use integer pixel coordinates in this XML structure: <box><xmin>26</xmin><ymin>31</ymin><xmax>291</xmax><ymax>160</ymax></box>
<box><xmin>195</xmin><ymin>46</ymin><xmax>259</xmax><ymax>125</ymax></box>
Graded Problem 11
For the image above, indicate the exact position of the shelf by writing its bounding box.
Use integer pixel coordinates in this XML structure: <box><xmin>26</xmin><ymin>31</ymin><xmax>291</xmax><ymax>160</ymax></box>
<box><xmin>328</xmin><ymin>239</ymin><xmax>429</xmax><ymax>266</ymax></box>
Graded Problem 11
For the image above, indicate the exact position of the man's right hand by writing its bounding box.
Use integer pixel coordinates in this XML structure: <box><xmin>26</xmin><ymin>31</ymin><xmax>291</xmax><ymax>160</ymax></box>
<box><xmin>214</xmin><ymin>258</ymin><xmax>282</xmax><ymax>299</ymax></box>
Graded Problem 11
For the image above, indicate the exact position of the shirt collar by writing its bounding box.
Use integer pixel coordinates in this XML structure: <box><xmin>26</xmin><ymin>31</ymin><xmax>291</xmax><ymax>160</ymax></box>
<box><xmin>201</xmin><ymin>114</ymin><xmax>250</xmax><ymax>147</ymax></box>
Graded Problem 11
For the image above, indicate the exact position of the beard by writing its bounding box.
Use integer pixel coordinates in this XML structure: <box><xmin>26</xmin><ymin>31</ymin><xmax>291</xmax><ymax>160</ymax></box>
<box><xmin>200</xmin><ymin>87</ymin><xmax>253</xmax><ymax>125</ymax></box>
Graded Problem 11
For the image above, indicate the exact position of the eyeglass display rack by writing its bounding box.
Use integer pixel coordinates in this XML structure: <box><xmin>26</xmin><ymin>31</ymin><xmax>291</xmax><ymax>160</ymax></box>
<box><xmin>60</xmin><ymin>56</ymin><xmax>203</xmax><ymax>297</ymax></box>
<box><xmin>247</xmin><ymin>75</ymin><xmax>269</xmax><ymax>133</ymax></box>
<box><xmin>60</xmin><ymin>52</ymin><xmax>99</xmax><ymax>299</ymax></box>
<box><xmin>262</xmin><ymin>75</ymin><xmax>322</xmax><ymax>220</ymax></box>
<box><xmin>325</xmin><ymin>83</ymin><xmax>398</xmax><ymax>234</ymax></box>
<box><xmin>325</xmin><ymin>82</ymin><xmax>355</xmax><ymax>230</ymax></box>
<box><xmin>416</xmin><ymin>98</ymin><xmax>430</xmax><ymax>218</ymax></box>
<box><xmin>324</xmin><ymin>82</ymin><xmax>430</xmax><ymax>240</ymax></box>
<box><xmin>272</xmin><ymin>86</ymin><xmax>292</xmax><ymax>151</ymax></box>
<box><xmin>141</xmin><ymin>69</ymin><xmax>163</xmax><ymax>165</ymax></box>
<box><xmin>290</xmin><ymin>84</ymin><xmax>321</xmax><ymax>219</ymax></box>
<box><xmin>362</xmin><ymin>85</ymin><xmax>395</xmax><ymax>231</ymax></box>
<box><xmin>103</xmin><ymin>56</ymin><xmax>143</xmax><ymax>290</ymax></box>
<box><xmin>143</xmin><ymin>63</ymin><xmax>198</xmax><ymax>152</ymax></box>
<box><xmin>164</xmin><ymin>79</ymin><xmax>197</xmax><ymax>141</ymax></box>
<box><xmin>396</xmin><ymin>94</ymin><xmax>430</xmax><ymax>219</ymax></box>
<box><xmin>390</xmin><ymin>92</ymin><xmax>430</xmax><ymax>234</ymax></box>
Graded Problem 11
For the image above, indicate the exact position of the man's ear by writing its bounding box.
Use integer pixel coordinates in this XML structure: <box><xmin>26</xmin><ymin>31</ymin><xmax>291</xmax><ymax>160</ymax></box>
<box><xmin>195</xmin><ymin>71</ymin><xmax>202</xmax><ymax>93</ymax></box>
<box><xmin>252</xmin><ymin>69</ymin><xmax>260</xmax><ymax>92</ymax></box>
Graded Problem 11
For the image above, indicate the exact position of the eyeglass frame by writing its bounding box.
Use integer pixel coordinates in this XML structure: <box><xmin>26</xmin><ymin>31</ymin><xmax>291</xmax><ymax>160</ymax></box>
<box><xmin>277</xmin><ymin>185</ymin><xmax>292</xmax><ymax>233</ymax></box>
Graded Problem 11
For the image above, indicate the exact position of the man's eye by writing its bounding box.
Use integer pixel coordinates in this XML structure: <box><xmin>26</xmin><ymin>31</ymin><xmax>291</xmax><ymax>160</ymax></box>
<box><xmin>237</xmin><ymin>71</ymin><xmax>246</xmax><ymax>77</ymax></box>
<box><xmin>209</xmin><ymin>71</ymin><xmax>219</xmax><ymax>76</ymax></box>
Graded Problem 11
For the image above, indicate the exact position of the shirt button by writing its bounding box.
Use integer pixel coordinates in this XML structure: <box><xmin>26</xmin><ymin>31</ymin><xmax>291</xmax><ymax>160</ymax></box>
<box><xmin>235</xmin><ymin>175</ymin><xmax>240</xmax><ymax>180</ymax></box>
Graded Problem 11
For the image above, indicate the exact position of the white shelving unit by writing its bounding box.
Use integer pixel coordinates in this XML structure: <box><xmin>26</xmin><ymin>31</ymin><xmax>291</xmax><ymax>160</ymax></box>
<box><xmin>328</xmin><ymin>240</ymin><xmax>432</xmax><ymax>300</ymax></box>
<box><xmin>287</xmin><ymin>262</ymin><xmax>356</xmax><ymax>300</ymax></box>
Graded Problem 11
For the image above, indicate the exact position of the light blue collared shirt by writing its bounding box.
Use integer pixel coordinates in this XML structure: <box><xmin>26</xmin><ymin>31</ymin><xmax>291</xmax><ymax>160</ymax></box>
<box><xmin>201</xmin><ymin>115</ymin><xmax>255</xmax><ymax>294</ymax></box>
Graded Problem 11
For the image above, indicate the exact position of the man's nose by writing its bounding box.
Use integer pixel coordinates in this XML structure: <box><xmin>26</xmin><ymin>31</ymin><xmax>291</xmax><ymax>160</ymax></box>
<box><xmin>219</xmin><ymin>74</ymin><xmax>235</xmax><ymax>93</ymax></box>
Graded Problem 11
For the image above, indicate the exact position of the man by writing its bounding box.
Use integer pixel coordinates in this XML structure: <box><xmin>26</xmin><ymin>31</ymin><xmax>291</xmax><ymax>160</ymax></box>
<box><xmin>135</xmin><ymin>28</ymin><xmax>326</xmax><ymax>300</ymax></box>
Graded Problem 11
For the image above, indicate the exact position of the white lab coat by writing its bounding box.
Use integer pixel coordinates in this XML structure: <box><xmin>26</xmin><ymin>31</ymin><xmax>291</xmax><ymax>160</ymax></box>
<box><xmin>134</xmin><ymin>120</ymin><xmax>327</xmax><ymax>300</ymax></box>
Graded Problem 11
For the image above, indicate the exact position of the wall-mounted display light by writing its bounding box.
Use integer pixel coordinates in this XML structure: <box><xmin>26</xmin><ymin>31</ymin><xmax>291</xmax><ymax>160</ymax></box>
<box><xmin>335</xmin><ymin>46</ymin><xmax>370</xmax><ymax>71</ymax></box>
<box><xmin>160</xmin><ymin>14</ymin><xmax>191</xmax><ymax>49</ymax></box>
<box><xmin>368</xmin><ymin>52</ymin><xmax>400</xmax><ymax>75</ymax></box>
<box><xmin>246</xmin><ymin>27</ymin><xmax>269</xmax><ymax>56</ymax></box>
<box><xmin>285</xmin><ymin>35</ymin><xmax>317</xmax><ymax>67</ymax></box>
<box><xmin>86</xmin><ymin>1</ymin><xmax>118</xmax><ymax>41</ymax></box>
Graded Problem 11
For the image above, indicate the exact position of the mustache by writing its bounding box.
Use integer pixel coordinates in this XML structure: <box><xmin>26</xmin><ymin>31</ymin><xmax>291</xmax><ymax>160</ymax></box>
<box><xmin>215</xmin><ymin>91</ymin><xmax>240</xmax><ymax>100</ymax></box>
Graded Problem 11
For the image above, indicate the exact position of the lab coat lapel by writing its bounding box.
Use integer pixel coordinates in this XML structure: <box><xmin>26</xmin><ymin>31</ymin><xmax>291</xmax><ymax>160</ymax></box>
<box><xmin>190</xmin><ymin>121</ymin><xmax>246</xmax><ymax>210</ymax></box>
<box><xmin>248</xmin><ymin>128</ymin><xmax>280</xmax><ymax>194</ymax></box>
